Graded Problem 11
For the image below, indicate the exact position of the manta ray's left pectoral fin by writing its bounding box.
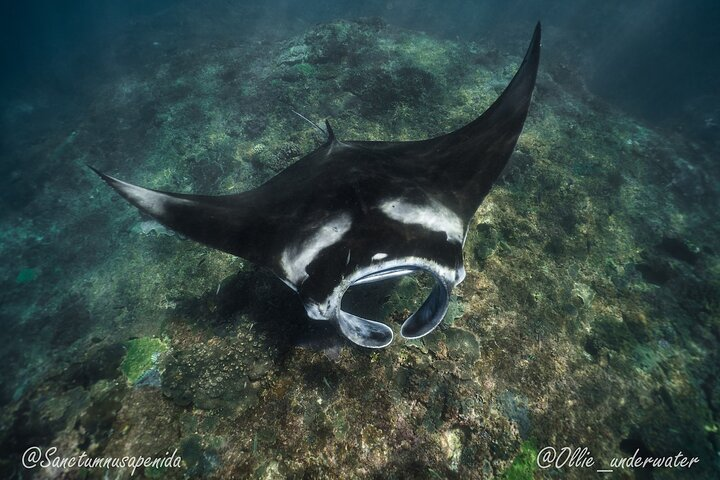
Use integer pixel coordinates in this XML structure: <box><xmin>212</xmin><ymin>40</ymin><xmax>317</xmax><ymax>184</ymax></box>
<box><xmin>88</xmin><ymin>166</ymin><xmax>264</xmax><ymax>261</ymax></box>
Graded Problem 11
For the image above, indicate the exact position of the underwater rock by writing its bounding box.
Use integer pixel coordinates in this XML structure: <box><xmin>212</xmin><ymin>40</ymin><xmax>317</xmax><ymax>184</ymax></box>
<box><xmin>621</xmin><ymin>309</ymin><xmax>652</xmax><ymax>343</ymax></box>
<box><xmin>243</xmin><ymin>117</ymin><xmax>268</xmax><ymax>138</ymax></box>
<box><xmin>1</xmin><ymin>387</ymin><xmax>89</xmax><ymax>457</ymax></box>
<box><xmin>445</xmin><ymin>295</ymin><xmax>466</xmax><ymax>325</ymax></box>
<box><xmin>588</xmin><ymin>316</ymin><xmax>635</xmax><ymax>355</ymax></box>
<box><xmin>78</xmin><ymin>380</ymin><xmax>126</xmax><ymax>451</ymax></box>
<box><xmin>101</xmin><ymin>388</ymin><xmax>183</xmax><ymax>474</ymax></box>
<box><xmin>131</xmin><ymin>219</ymin><xmax>176</xmax><ymax>237</ymax></box>
<box><xmin>440</xmin><ymin>428</ymin><xmax>464</xmax><ymax>471</ymax></box>
<box><xmin>161</xmin><ymin>340</ymin><xmax>269</xmax><ymax>411</ymax></box>
<box><xmin>635</xmin><ymin>256</ymin><xmax>675</xmax><ymax>286</ymax></box>
<box><xmin>180</xmin><ymin>434</ymin><xmax>222</xmax><ymax>477</ymax></box>
<box><xmin>444</xmin><ymin>328</ymin><xmax>480</xmax><ymax>362</ymax></box>
<box><xmin>656</xmin><ymin>236</ymin><xmax>700</xmax><ymax>264</ymax></box>
<box><xmin>497</xmin><ymin>391</ymin><xmax>531</xmax><ymax>439</ymax></box>
<box><xmin>62</xmin><ymin>342</ymin><xmax>125</xmax><ymax>387</ymax></box>
<box><xmin>277</xmin><ymin>43</ymin><xmax>310</xmax><ymax>66</ymax></box>
<box><xmin>295</xmin><ymin>323</ymin><xmax>346</xmax><ymax>360</ymax></box>
<box><xmin>500</xmin><ymin>151</ymin><xmax>534</xmax><ymax>184</ymax></box>
<box><xmin>46</xmin><ymin>294</ymin><xmax>95</xmax><ymax>347</ymax></box>
<box><xmin>422</xmin><ymin>331</ymin><xmax>445</xmax><ymax>356</ymax></box>
<box><xmin>247</xmin><ymin>359</ymin><xmax>273</xmax><ymax>381</ymax></box>
<box><xmin>473</xmin><ymin>223</ymin><xmax>501</xmax><ymax>263</ymax></box>
<box><xmin>570</xmin><ymin>282</ymin><xmax>595</xmax><ymax>308</ymax></box>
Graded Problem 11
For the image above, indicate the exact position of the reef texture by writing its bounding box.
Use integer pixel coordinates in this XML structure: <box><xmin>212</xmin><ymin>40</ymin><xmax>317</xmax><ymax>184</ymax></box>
<box><xmin>1</xmin><ymin>13</ymin><xmax>719</xmax><ymax>480</ymax></box>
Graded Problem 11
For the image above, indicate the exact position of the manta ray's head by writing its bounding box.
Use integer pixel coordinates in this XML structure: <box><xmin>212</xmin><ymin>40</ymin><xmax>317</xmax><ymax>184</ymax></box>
<box><xmin>91</xmin><ymin>23</ymin><xmax>540</xmax><ymax>349</ymax></box>
<box><xmin>282</xmin><ymin>192</ymin><xmax>469</xmax><ymax>348</ymax></box>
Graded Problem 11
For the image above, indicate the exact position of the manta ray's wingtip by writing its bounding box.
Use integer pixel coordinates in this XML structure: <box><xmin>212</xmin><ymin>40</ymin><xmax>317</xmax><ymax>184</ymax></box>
<box><xmin>87</xmin><ymin>165</ymin><xmax>173</xmax><ymax>222</ymax></box>
<box><xmin>85</xmin><ymin>163</ymin><xmax>132</xmax><ymax>196</ymax></box>
<box><xmin>86</xmin><ymin>163</ymin><xmax>102</xmax><ymax>177</ymax></box>
<box><xmin>529</xmin><ymin>21</ymin><xmax>541</xmax><ymax>59</ymax></box>
<box><xmin>87</xmin><ymin>164</ymin><xmax>113</xmax><ymax>183</ymax></box>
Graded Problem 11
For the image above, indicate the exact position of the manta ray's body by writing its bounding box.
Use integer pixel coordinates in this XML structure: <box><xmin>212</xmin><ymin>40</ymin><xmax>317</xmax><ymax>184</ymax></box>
<box><xmin>92</xmin><ymin>24</ymin><xmax>541</xmax><ymax>348</ymax></box>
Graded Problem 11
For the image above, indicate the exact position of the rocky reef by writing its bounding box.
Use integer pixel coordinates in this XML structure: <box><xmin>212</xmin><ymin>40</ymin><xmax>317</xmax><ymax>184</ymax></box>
<box><xmin>0</xmin><ymin>11</ymin><xmax>718</xmax><ymax>480</ymax></box>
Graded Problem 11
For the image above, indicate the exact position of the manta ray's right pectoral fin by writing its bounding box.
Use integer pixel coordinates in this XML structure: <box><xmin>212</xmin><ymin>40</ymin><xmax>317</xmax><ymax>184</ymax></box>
<box><xmin>89</xmin><ymin>166</ymin><xmax>265</xmax><ymax>260</ymax></box>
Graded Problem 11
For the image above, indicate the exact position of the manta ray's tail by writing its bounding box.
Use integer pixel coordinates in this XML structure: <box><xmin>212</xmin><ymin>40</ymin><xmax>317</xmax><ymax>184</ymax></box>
<box><xmin>88</xmin><ymin>166</ymin><xmax>266</xmax><ymax>261</ymax></box>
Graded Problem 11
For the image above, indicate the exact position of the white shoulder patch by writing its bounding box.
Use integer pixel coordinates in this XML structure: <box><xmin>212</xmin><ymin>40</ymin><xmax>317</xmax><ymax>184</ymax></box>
<box><xmin>281</xmin><ymin>213</ymin><xmax>353</xmax><ymax>285</ymax></box>
<box><xmin>379</xmin><ymin>197</ymin><xmax>463</xmax><ymax>243</ymax></box>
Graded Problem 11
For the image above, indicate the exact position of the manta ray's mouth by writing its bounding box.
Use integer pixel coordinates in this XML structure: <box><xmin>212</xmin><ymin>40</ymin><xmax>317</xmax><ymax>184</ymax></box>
<box><xmin>337</xmin><ymin>266</ymin><xmax>451</xmax><ymax>348</ymax></box>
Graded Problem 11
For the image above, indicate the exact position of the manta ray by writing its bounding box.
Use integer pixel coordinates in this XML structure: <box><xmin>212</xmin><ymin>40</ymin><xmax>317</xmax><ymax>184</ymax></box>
<box><xmin>92</xmin><ymin>23</ymin><xmax>541</xmax><ymax>348</ymax></box>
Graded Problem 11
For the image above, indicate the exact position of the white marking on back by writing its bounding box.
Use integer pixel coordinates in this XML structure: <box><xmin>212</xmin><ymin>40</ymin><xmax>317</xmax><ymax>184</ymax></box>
<box><xmin>372</xmin><ymin>253</ymin><xmax>388</xmax><ymax>261</ymax></box>
<box><xmin>281</xmin><ymin>213</ymin><xmax>352</xmax><ymax>285</ymax></box>
<box><xmin>379</xmin><ymin>197</ymin><xmax>463</xmax><ymax>243</ymax></box>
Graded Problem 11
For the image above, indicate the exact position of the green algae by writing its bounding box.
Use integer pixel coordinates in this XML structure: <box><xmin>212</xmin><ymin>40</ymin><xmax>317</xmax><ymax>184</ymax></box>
<box><xmin>15</xmin><ymin>267</ymin><xmax>38</xmax><ymax>284</ymax></box>
<box><xmin>294</xmin><ymin>62</ymin><xmax>316</xmax><ymax>77</ymax></box>
<box><xmin>472</xmin><ymin>223</ymin><xmax>501</xmax><ymax>263</ymax></box>
<box><xmin>120</xmin><ymin>337</ymin><xmax>168</xmax><ymax>384</ymax></box>
<box><xmin>444</xmin><ymin>328</ymin><xmax>479</xmax><ymax>361</ymax></box>
<box><xmin>501</xmin><ymin>441</ymin><xmax>538</xmax><ymax>480</ymax></box>
<box><xmin>445</xmin><ymin>295</ymin><xmax>466</xmax><ymax>325</ymax></box>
